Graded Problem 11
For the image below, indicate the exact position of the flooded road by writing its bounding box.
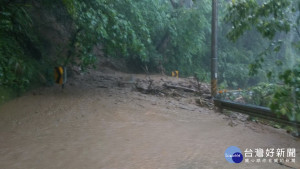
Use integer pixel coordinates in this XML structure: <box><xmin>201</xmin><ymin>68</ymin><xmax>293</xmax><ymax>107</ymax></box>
<box><xmin>0</xmin><ymin>70</ymin><xmax>299</xmax><ymax>169</ymax></box>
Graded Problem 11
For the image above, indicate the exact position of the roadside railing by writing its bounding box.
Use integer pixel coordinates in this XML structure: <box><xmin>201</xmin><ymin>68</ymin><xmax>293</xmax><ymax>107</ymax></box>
<box><xmin>214</xmin><ymin>98</ymin><xmax>300</xmax><ymax>129</ymax></box>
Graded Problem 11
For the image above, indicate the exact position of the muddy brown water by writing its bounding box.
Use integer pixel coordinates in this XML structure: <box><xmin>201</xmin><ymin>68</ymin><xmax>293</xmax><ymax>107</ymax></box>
<box><xmin>0</xmin><ymin>70</ymin><xmax>299</xmax><ymax>169</ymax></box>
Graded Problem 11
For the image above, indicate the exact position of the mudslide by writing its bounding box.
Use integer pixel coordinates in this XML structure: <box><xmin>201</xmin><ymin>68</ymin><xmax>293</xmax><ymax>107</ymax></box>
<box><xmin>0</xmin><ymin>69</ymin><xmax>299</xmax><ymax>169</ymax></box>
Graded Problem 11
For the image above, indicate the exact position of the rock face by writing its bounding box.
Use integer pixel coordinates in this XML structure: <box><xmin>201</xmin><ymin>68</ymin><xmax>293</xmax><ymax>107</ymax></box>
<box><xmin>30</xmin><ymin>1</ymin><xmax>74</xmax><ymax>62</ymax></box>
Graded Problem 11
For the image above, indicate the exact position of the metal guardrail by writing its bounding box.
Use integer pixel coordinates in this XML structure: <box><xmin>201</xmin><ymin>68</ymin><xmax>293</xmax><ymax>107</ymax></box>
<box><xmin>214</xmin><ymin>99</ymin><xmax>300</xmax><ymax>128</ymax></box>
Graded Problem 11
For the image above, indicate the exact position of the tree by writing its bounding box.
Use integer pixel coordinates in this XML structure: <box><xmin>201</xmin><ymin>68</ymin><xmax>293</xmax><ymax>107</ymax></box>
<box><xmin>0</xmin><ymin>0</ymin><xmax>40</xmax><ymax>92</ymax></box>
<box><xmin>225</xmin><ymin>0</ymin><xmax>300</xmax><ymax>121</ymax></box>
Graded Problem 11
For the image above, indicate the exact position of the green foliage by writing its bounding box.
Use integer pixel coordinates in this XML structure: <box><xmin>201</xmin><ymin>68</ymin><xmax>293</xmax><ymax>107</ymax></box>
<box><xmin>225</xmin><ymin>0</ymin><xmax>300</xmax><ymax>121</ymax></box>
<box><xmin>217</xmin><ymin>83</ymin><xmax>275</xmax><ymax>106</ymax></box>
<box><xmin>270</xmin><ymin>65</ymin><xmax>300</xmax><ymax>122</ymax></box>
<box><xmin>62</xmin><ymin>0</ymin><xmax>151</xmax><ymax>68</ymax></box>
<box><xmin>0</xmin><ymin>0</ymin><xmax>214</xmax><ymax>94</ymax></box>
<box><xmin>0</xmin><ymin>1</ymin><xmax>39</xmax><ymax>92</ymax></box>
<box><xmin>225</xmin><ymin>0</ymin><xmax>291</xmax><ymax>41</ymax></box>
<box><xmin>194</xmin><ymin>68</ymin><xmax>210</xmax><ymax>83</ymax></box>
<box><xmin>62</xmin><ymin>0</ymin><xmax>213</xmax><ymax>75</ymax></box>
<box><xmin>219</xmin><ymin>47</ymin><xmax>253</xmax><ymax>88</ymax></box>
<box><xmin>160</xmin><ymin>0</ymin><xmax>211</xmax><ymax>76</ymax></box>
<box><xmin>250</xmin><ymin>83</ymin><xmax>275</xmax><ymax>106</ymax></box>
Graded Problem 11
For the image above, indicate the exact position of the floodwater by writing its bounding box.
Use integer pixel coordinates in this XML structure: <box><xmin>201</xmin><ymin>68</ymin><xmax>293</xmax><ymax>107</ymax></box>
<box><xmin>0</xmin><ymin>70</ymin><xmax>299</xmax><ymax>169</ymax></box>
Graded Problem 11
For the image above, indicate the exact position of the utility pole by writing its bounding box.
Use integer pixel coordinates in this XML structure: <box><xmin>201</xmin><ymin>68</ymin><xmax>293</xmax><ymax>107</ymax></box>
<box><xmin>211</xmin><ymin>0</ymin><xmax>218</xmax><ymax>97</ymax></box>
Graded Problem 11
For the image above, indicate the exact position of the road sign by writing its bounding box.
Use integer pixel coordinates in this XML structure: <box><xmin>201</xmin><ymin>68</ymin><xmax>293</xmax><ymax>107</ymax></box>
<box><xmin>54</xmin><ymin>66</ymin><xmax>66</xmax><ymax>85</ymax></box>
<box><xmin>172</xmin><ymin>70</ymin><xmax>179</xmax><ymax>78</ymax></box>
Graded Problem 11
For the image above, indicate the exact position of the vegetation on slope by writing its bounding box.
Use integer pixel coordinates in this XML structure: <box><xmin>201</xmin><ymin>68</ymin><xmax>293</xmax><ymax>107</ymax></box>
<box><xmin>0</xmin><ymin>0</ymin><xmax>299</xmax><ymax>121</ymax></box>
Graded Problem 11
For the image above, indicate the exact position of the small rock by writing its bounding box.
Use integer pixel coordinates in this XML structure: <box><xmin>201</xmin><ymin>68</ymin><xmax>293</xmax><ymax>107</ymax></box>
<box><xmin>228</xmin><ymin>121</ymin><xmax>238</xmax><ymax>127</ymax></box>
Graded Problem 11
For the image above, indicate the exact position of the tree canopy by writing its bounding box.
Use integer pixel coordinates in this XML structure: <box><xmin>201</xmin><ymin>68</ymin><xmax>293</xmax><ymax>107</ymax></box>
<box><xmin>225</xmin><ymin>0</ymin><xmax>300</xmax><ymax>121</ymax></box>
<box><xmin>0</xmin><ymin>0</ymin><xmax>299</xmax><ymax>121</ymax></box>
